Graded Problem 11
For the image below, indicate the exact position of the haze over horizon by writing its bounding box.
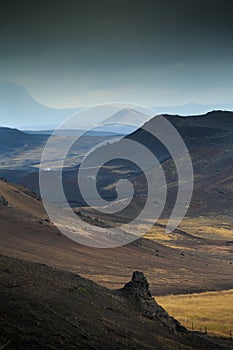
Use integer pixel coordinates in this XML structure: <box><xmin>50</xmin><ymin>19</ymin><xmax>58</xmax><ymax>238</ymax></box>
<box><xmin>1</xmin><ymin>0</ymin><xmax>233</xmax><ymax>116</ymax></box>
<box><xmin>1</xmin><ymin>80</ymin><xmax>233</xmax><ymax>129</ymax></box>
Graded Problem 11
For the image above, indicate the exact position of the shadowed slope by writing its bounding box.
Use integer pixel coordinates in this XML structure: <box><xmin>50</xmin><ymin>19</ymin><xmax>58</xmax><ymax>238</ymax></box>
<box><xmin>0</xmin><ymin>256</ymin><xmax>231</xmax><ymax>350</ymax></box>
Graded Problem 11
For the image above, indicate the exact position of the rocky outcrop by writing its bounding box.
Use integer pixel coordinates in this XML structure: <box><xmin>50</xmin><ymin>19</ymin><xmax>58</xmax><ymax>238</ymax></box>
<box><xmin>120</xmin><ymin>271</ymin><xmax>186</xmax><ymax>333</ymax></box>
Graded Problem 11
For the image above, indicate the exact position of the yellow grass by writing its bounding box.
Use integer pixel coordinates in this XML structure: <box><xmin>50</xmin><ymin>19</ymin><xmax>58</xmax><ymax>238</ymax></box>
<box><xmin>156</xmin><ymin>290</ymin><xmax>233</xmax><ymax>337</ymax></box>
<box><xmin>178</xmin><ymin>217</ymin><xmax>233</xmax><ymax>240</ymax></box>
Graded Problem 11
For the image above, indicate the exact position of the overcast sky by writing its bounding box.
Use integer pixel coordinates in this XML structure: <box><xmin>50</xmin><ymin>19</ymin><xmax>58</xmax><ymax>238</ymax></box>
<box><xmin>1</xmin><ymin>0</ymin><xmax>233</xmax><ymax>108</ymax></box>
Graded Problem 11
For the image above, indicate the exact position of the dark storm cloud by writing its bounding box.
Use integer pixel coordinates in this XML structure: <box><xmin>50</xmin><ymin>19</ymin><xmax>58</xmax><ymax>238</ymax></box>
<box><xmin>1</xmin><ymin>0</ymin><xmax>233</xmax><ymax>64</ymax></box>
<box><xmin>1</xmin><ymin>0</ymin><xmax>233</xmax><ymax>108</ymax></box>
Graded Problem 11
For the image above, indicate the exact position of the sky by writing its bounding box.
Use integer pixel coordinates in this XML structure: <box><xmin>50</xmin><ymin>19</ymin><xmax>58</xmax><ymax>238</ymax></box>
<box><xmin>1</xmin><ymin>0</ymin><xmax>233</xmax><ymax>109</ymax></box>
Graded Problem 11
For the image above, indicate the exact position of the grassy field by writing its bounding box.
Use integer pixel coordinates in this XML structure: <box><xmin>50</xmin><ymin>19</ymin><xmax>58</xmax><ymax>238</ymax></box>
<box><xmin>157</xmin><ymin>290</ymin><xmax>233</xmax><ymax>338</ymax></box>
<box><xmin>143</xmin><ymin>216</ymin><xmax>233</xmax><ymax>242</ymax></box>
<box><xmin>178</xmin><ymin>216</ymin><xmax>233</xmax><ymax>241</ymax></box>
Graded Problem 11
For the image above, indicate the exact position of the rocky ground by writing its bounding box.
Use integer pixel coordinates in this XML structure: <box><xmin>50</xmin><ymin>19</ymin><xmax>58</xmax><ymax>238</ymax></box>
<box><xmin>0</xmin><ymin>255</ymin><xmax>232</xmax><ymax>350</ymax></box>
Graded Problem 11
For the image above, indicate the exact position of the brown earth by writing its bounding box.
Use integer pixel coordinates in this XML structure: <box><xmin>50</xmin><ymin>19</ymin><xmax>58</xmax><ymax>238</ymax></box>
<box><xmin>0</xmin><ymin>180</ymin><xmax>232</xmax><ymax>296</ymax></box>
<box><xmin>0</xmin><ymin>255</ymin><xmax>232</xmax><ymax>350</ymax></box>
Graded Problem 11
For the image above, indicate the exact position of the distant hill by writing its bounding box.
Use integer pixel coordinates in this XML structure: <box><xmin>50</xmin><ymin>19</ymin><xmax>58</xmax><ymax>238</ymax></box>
<box><xmin>0</xmin><ymin>81</ymin><xmax>80</xmax><ymax>128</ymax></box>
<box><xmin>0</xmin><ymin>126</ymin><xmax>123</xmax><ymax>173</ymax></box>
<box><xmin>0</xmin><ymin>126</ymin><xmax>48</xmax><ymax>151</ymax></box>
<box><xmin>126</xmin><ymin>110</ymin><xmax>233</xmax><ymax>216</ymax></box>
<box><xmin>127</xmin><ymin>110</ymin><xmax>233</xmax><ymax>160</ymax></box>
<box><xmin>1</xmin><ymin>110</ymin><xmax>233</xmax><ymax>218</ymax></box>
<box><xmin>152</xmin><ymin>103</ymin><xmax>233</xmax><ymax>116</ymax></box>
<box><xmin>68</xmin><ymin>110</ymin><xmax>233</xmax><ymax>217</ymax></box>
<box><xmin>24</xmin><ymin>129</ymin><xmax>123</xmax><ymax>137</ymax></box>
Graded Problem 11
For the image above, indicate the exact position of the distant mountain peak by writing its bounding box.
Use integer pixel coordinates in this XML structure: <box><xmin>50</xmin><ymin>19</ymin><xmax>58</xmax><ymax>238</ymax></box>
<box><xmin>104</xmin><ymin>107</ymin><xmax>153</xmax><ymax>126</ymax></box>
<box><xmin>0</xmin><ymin>81</ymin><xmax>80</xmax><ymax>128</ymax></box>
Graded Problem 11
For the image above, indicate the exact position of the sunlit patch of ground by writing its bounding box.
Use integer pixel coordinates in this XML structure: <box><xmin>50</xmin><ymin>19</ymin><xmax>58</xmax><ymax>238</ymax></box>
<box><xmin>178</xmin><ymin>216</ymin><xmax>233</xmax><ymax>241</ymax></box>
<box><xmin>157</xmin><ymin>290</ymin><xmax>233</xmax><ymax>338</ymax></box>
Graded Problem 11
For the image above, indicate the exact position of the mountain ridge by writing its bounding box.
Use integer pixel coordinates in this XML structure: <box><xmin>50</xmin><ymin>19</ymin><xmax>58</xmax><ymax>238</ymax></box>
<box><xmin>0</xmin><ymin>81</ymin><xmax>80</xmax><ymax>128</ymax></box>
<box><xmin>153</xmin><ymin>103</ymin><xmax>233</xmax><ymax>116</ymax></box>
